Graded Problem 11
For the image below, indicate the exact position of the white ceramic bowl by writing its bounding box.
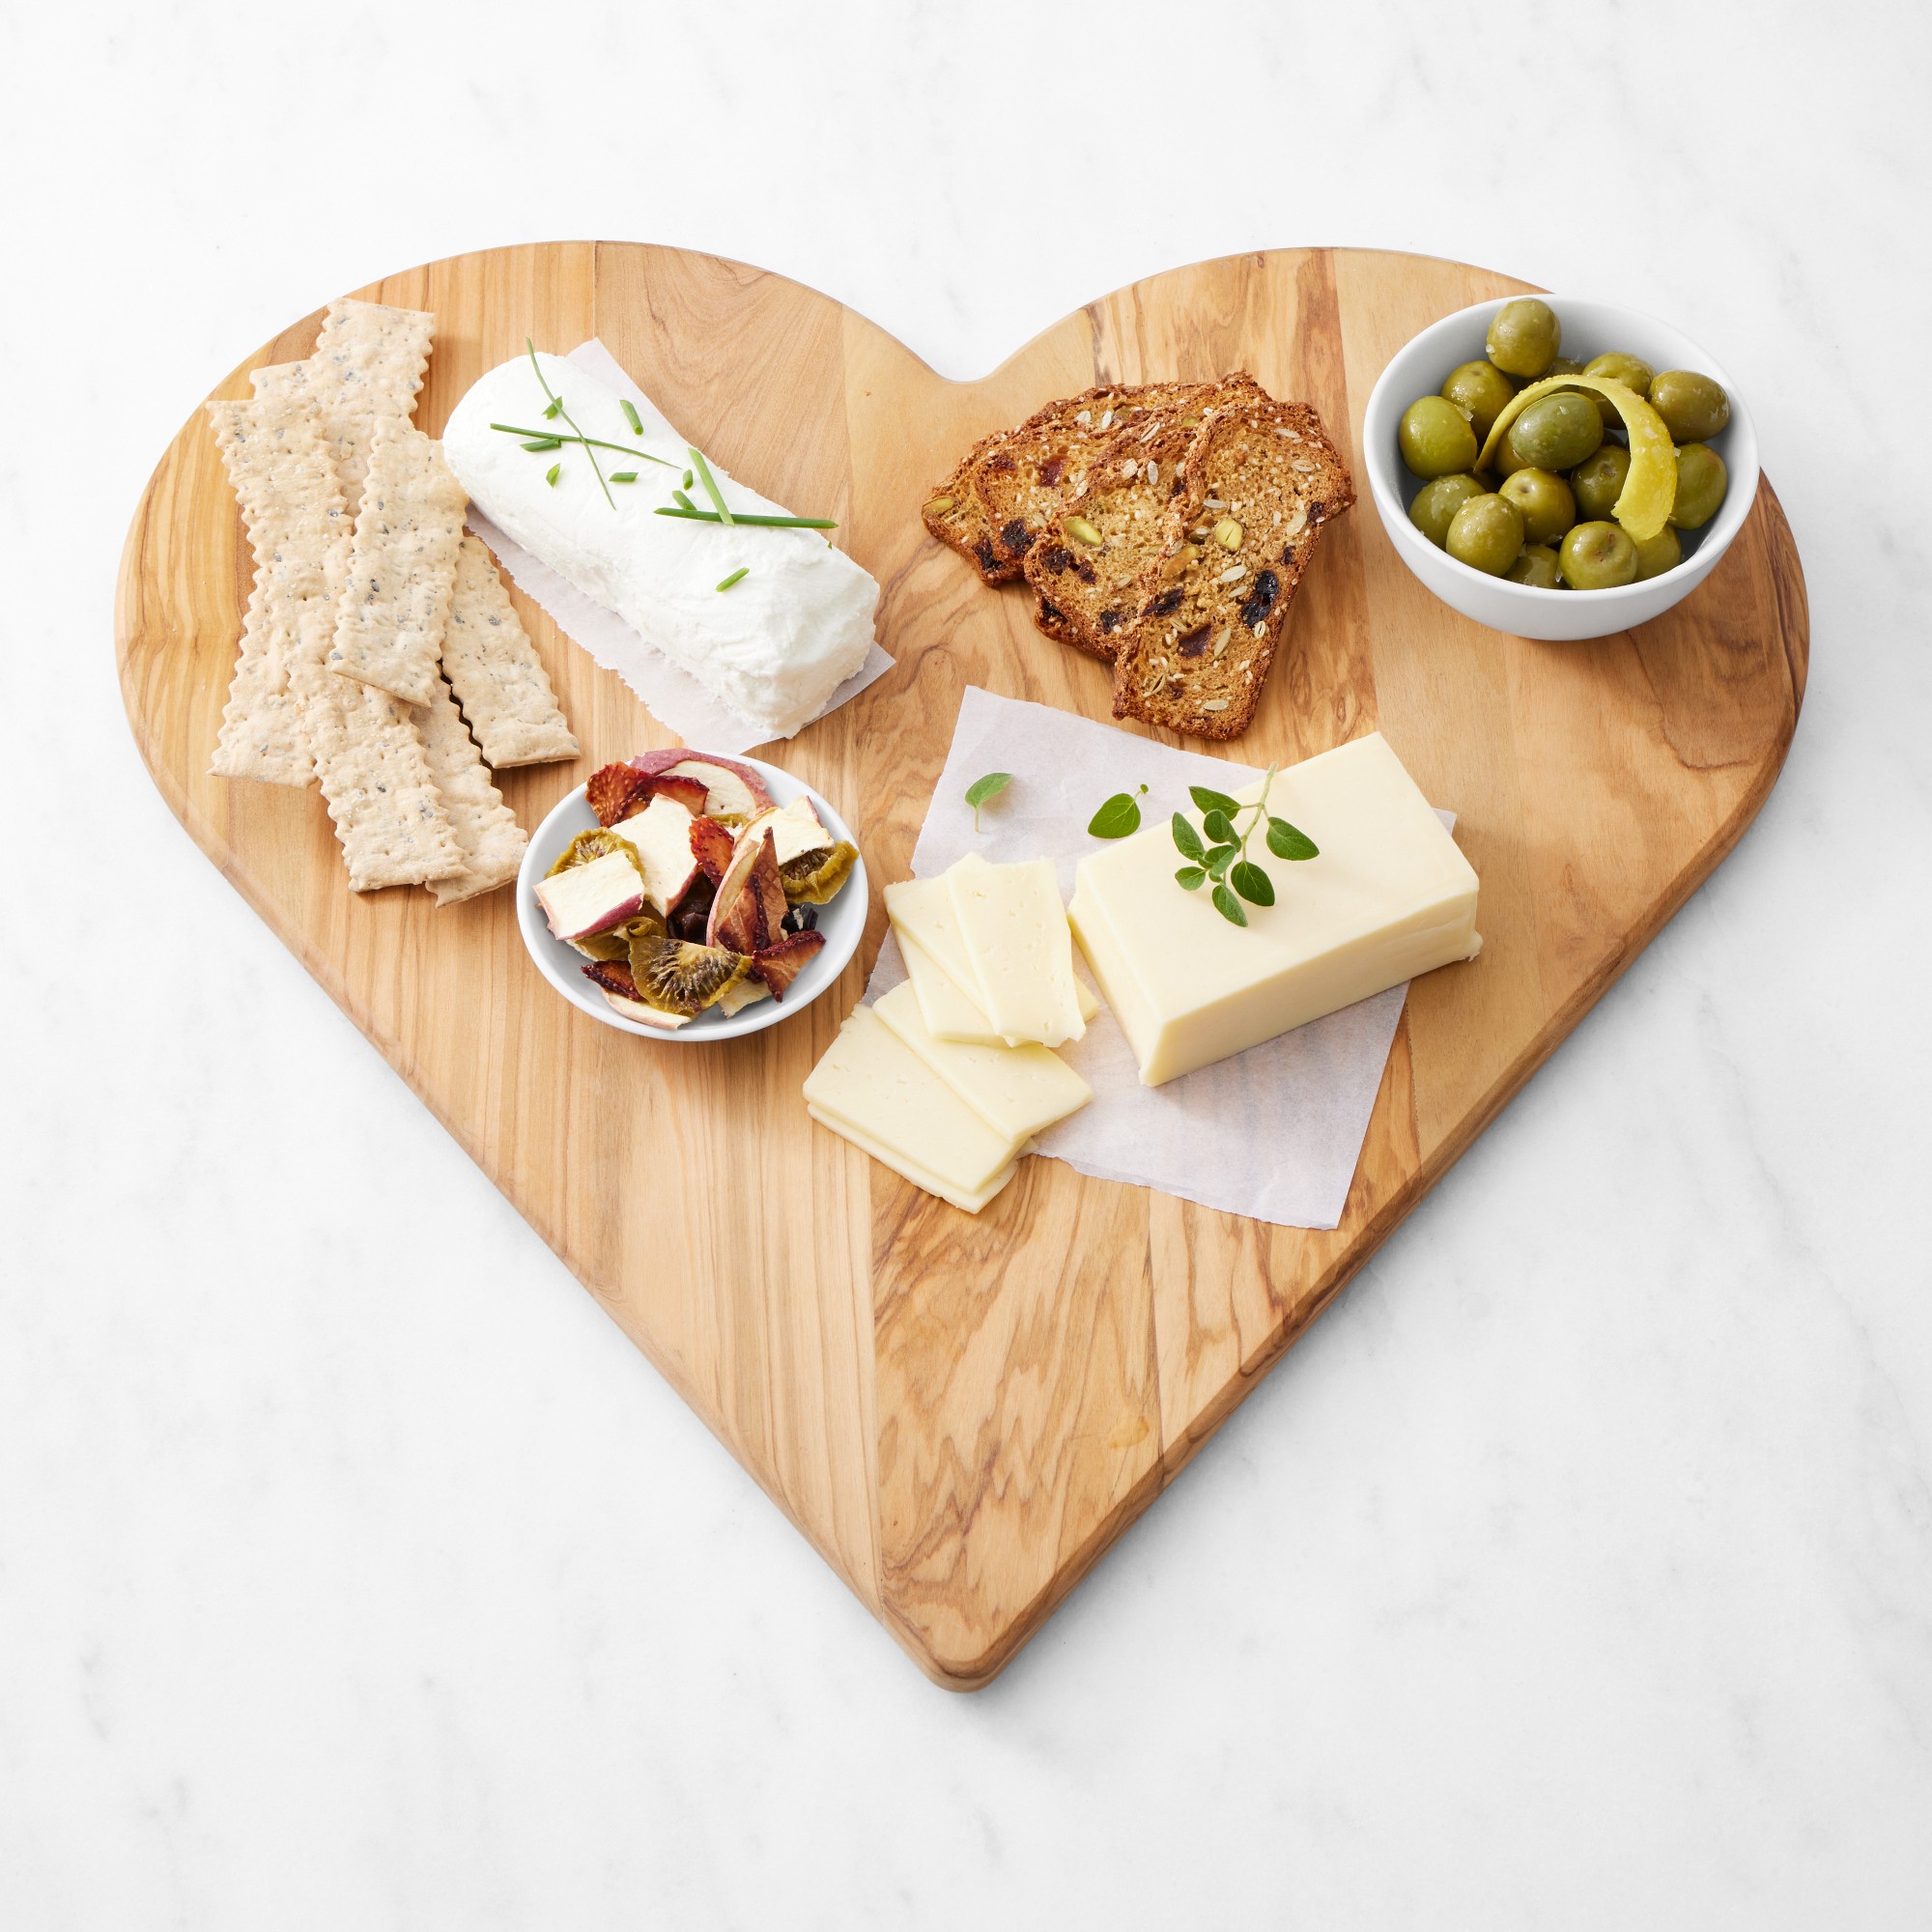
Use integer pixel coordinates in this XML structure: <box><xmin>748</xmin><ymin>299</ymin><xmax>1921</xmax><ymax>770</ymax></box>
<box><xmin>516</xmin><ymin>755</ymin><xmax>867</xmax><ymax>1041</ymax></box>
<box><xmin>1362</xmin><ymin>296</ymin><xmax>1758</xmax><ymax>641</ymax></box>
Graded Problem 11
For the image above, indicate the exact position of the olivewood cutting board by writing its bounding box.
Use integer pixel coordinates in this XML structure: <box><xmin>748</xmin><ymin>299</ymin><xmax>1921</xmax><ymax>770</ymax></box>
<box><xmin>115</xmin><ymin>245</ymin><xmax>1807</xmax><ymax>1688</ymax></box>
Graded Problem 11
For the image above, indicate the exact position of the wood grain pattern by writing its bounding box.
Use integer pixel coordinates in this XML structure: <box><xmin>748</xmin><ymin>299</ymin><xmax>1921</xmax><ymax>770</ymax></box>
<box><xmin>115</xmin><ymin>245</ymin><xmax>1807</xmax><ymax>1688</ymax></box>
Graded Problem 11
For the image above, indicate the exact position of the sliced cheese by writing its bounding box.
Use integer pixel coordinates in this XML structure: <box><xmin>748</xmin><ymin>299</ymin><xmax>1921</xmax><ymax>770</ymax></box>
<box><xmin>943</xmin><ymin>854</ymin><xmax>1085</xmax><ymax>1049</ymax></box>
<box><xmin>888</xmin><ymin>870</ymin><xmax>1098</xmax><ymax>1043</ymax></box>
<box><xmin>803</xmin><ymin>1004</ymin><xmax>1022</xmax><ymax>1200</ymax></box>
<box><xmin>873</xmin><ymin>982</ymin><xmax>1090</xmax><ymax>1143</ymax></box>
<box><xmin>807</xmin><ymin>1107</ymin><xmax>1016</xmax><ymax>1215</ymax></box>
<box><xmin>1068</xmin><ymin>731</ymin><xmax>1481</xmax><ymax>1087</ymax></box>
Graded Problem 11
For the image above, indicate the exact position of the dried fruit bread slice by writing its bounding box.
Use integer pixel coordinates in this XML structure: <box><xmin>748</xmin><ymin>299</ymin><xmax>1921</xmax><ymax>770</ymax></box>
<box><xmin>1021</xmin><ymin>375</ymin><xmax>1266</xmax><ymax>662</ymax></box>
<box><xmin>969</xmin><ymin>382</ymin><xmax>1210</xmax><ymax>572</ymax></box>
<box><xmin>922</xmin><ymin>428</ymin><xmax>1022</xmax><ymax>584</ymax></box>
<box><xmin>1110</xmin><ymin>399</ymin><xmax>1354</xmax><ymax>741</ymax></box>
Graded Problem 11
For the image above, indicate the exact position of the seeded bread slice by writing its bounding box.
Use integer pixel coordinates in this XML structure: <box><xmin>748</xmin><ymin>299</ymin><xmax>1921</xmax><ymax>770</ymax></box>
<box><xmin>1109</xmin><ymin>400</ymin><xmax>1354</xmax><ymax>741</ymax></box>
<box><xmin>970</xmin><ymin>382</ymin><xmax>1208</xmax><ymax>571</ymax></box>
<box><xmin>1020</xmin><ymin>375</ymin><xmax>1266</xmax><ymax>662</ymax></box>
<box><xmin>922</xmin><ymin>427</ymin><xmax>1022</xmax><ymax>584</ymax></box>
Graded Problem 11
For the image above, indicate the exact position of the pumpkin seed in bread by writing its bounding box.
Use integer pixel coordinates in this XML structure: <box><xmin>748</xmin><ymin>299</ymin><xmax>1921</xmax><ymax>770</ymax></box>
<box><xmin>1111</xmin><ymin>401</ymin><xmax>1354</xmax><ymax>741</ymax></box>
<box><xmin>1021</xmin><ymin>375</ymin><xmax>1266</xmax><ymax>662</ymax></box>
<box><xmin>923</xmin><ymin>429</ymin><xmax>1020</xmax><ymax>583</ymax></box>
<box><xmin>970</xmin><ymin>383</ymin><xmax>1207</xmax><ymax>571</ymax></box>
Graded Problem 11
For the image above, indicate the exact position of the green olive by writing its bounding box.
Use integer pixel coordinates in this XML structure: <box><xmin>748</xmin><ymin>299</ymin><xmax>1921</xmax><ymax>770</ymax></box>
<box><xmin>1506</xmin><ymin>544</ymin><xmax>1562</xmax><ymax>587</ymax></box>
<box><xmin>1546</xmin><ymin>355</ymin><xmax>1586</xmax><ymax>378</ymax></box>
<box><xmin>1631</xmin><ymin>526</ymin><xmax>1682</xmax><ymax>580</ymax></box>
<box><xmin>1486</xmin><ymin>298</ymin><xmax>1561</xmax><ymax>380</ymax></box>
<box><xmin>1408</xmin><ymin>473</ymin><xmax>1489</xmax><ymax>548</ymax></box>
<box><xmin>1439</xmin><ymin>360</ymin><xmax>1517</xmax><ymax>442</ymax></box>
<box><xmin>1582</xmin><ymin>352</ymin><xmax>1653</xmax><ymax>395</ymax></box>
<box><xmin>1499</xmin><ymin>467</ymin><xmax>1577</xmax><ymax>545</ymax></box>
<box><xmin>1508</xmin><ymin>392</ymin><xmax>1604</xmax><ymax>470</ymax></box>
<box><xmin>1668</xmin><ymin>442</ymin><xmax>1728</xmax><ymax>529</ymax></box>
<box><xmin>1400</xmin><ymin>395</ymin><xmax>1480</xmax><ymax>478</ymax></box>
<box><xmin>1649</xmin><ymin>369</ymin><xmax>1730</xmax><ymax>442</ymax></box>
<box><xmin>1558</xmin><ymin>521</ymin><xmax>1639</xmax><ymax>589</ymax></box>
<box><xmin>1582</xmin><ymin>352</ymin><xmax>1655</xmax><ymax>424</ymax></box>
<box><xmin>1570</xmin><ymin>442</ymin><xmax>1632</xmax><ymax>521</ymax></box>
<box><xmin>1490</xmin><ymin>433</ymin><xmax>1531</xmax><ymax>479</ymax></box>
<box><xmin>1446</xmin><ymin>493</ymin><xmax>1526</xmax><ymax>576</ymax></box>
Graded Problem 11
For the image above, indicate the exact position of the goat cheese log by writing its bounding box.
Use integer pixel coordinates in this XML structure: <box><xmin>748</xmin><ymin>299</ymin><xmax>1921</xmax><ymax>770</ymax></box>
<box><xmin>442</xmin><ymin>354</ymin><xmax>878</xmax><ymax>742</ymax></box>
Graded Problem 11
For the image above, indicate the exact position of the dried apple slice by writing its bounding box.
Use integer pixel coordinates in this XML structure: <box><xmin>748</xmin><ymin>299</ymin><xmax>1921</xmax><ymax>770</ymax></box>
<box><xmin>1476</xmin><ymin>374</ymin><xmax>1677</xmax><ymax>540</ymax></box>
<box><xmin>629</xmin><ymin>750</ymin><xmax>776</xmax><ymax>818</ymax></box>
<box><xmin>706</xmin><ymin>829</ymin><xmax>786</xmax><ymax>953</ymax></box>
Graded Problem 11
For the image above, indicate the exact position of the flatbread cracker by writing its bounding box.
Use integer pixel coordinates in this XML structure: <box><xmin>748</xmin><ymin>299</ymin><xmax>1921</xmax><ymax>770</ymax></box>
<box><xmin>215</xmin><ymin>389</ymin><xmax>459</xmax><ymax>889</ymax></box>
<box><xmin>204</xmin><ymin>396</ymin><xmax>354</xmax><ymax>784</ymax></box>
<box><xmin>416</xmin><ymin>675</ymin><xmax>529</xmax><ymax>906</ymax></box>
<box><xmin>441</xmin><ymin>533</ymin><xmax>579</xmax><ymax>766</ymax></box>
<box><xmin>252</xmin><ymin>298</ymin><xmax>434</xmax><ymax>515</ymax></box>
<box><xmin>328</xmin><ymin>421</ymin><xmax>468</xmax><ymax>708</ymax></box>
<box><xmin>209</xmin><ymin>570</ymin><xmax>311</xmax><ymax>785</ymax></box>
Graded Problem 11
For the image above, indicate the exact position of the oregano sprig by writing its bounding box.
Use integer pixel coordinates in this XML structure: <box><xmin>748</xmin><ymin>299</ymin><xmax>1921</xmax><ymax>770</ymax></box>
<box><xmin>1171</xmin><ymin>768</ymin><xmax>1318</xmax><ymax>924</ymax></box>
<box><xmin>1088</xmin><ymin>784</ymin><xmax>1148</xmax><ymax>838</ymax></box>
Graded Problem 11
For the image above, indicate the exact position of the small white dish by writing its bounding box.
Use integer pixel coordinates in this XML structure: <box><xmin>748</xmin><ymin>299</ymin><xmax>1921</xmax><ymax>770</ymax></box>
<box><xmin>516</xmin><ymin>755</ymin><xmax>867</xmax><ymax>1041</ymax></box>
<box><xmin>1361</xmin><ymin>295</ymin><xmax>1759</xmax><ymax>642</ymax></box>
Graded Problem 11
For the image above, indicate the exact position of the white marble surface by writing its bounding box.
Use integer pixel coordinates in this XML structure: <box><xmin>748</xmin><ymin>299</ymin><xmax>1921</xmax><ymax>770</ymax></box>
<box><xmin>3</xmin><ymin>3</ymin><xmax>1928</xmax><ymax>1924</ymax></box>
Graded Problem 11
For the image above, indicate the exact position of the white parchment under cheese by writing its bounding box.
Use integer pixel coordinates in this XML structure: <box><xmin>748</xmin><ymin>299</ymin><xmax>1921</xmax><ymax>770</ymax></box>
<box><xmin>867</xmin><ymin>687</ymin><xmax>1462</xmax><ymax>1232</ymax></box>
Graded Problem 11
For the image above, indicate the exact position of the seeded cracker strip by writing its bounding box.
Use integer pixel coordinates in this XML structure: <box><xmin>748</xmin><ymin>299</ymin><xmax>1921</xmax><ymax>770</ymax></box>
<box><xmin>416</xmin><ymin>675</ymin><xmax>530</xmax><ymax>905</ymax></box>
<box><xmin>253</xmin><ymin>298</ymin><xmax>434</xmax><ymax>517</ymax></box>
<box><xmin>440</xmin><ymin>532</ymin><xmax>578</xmax><ymax>766</ymax></box>
<box><xmin>224</xmin><ymin>389</ymin><xmax>459</xmax><ymax>889</ymax></box>
<box><xmin>205</xmin><ymin>395</ymin><xmax>352</xmax><ymax>784</ymax></box>
<box><xmin>327</xmin><ymin>420</ymin><xmax>469</xmax><ymax>707</ymax></box>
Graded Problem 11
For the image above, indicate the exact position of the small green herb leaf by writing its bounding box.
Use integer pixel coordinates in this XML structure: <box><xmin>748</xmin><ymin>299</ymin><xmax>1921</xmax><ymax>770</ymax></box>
<box><xmin>1202</xmin><ymin>808</ymin><xmax>1237</xmax><ymax>846</ymax></box>
<box><xmin>965</xmin><ymin>771</ymin><xmax>1012</xmax><ymax>832</ymax></box>
<box><xmin>1266</xmin><ymin>817</ymin><xmax>1319</xmax><ymax>861</ymax></box>
<box><xmin>620</xmin><ymin>399</ymin><xmax>644</xmax><ymax>436</ymax></box>
<box><xmin>1189</xmin><ymin>784</ymin><xmax>1240</xmax><ymax>818</ymax></box>
<box><xmin>1089</xmin><ymin>791</ymin><xmax>1144</xmax><ymax>838</ymax></box>
<box><xmin>1175</xmin><ymin>866</ymin><xmax>1207</xmax><ymax>891</ymax></box>
<box><xmin>1206</xmin><ymin>843</ymin><xmax>1238</xmax><ymax>881</ymax></box>
<box><xmin>1230</xmin><ymin>861</ymin><xmax>1275</xmax><ymax>907</ymax></box>
<box><xmin>1212</xmin><ymin>883</ymin><xmax>1248</xmax><ymax>926</ymax></box>
<box><xmin>716</xmin><ymin>567</ymin><xmax>749</xmax><ymax>592</ymax></box>
<box><xmin>545</xmin><ymin>463</ymin><xmax>560</xmax><ymax>487</ymax></box>
<box><xmin>1171</xmin><ymin>813</ymin><xmax>1205</xmax><ymax>863</ymax></box>
<box><xmin>611</xmin><ymin>470</ymin><xmax>638</xmax><ymax>483</ymax></box>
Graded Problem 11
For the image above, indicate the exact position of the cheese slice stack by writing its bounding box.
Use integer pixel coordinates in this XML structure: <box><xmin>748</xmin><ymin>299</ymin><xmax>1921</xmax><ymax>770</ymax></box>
<box><xmin>885</xmin><ymin>862</ymin><xmax>1098</xmax><ymax>1048</ymax></box>
<box><xmin>804</xmin><ymin>982</ymin><xmax>1091</xmax><ymax>1213</ymax></box>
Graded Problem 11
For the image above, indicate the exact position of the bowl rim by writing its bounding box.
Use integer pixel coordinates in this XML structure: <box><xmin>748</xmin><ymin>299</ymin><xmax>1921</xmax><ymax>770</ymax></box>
<box><xmin>514</xmin><ymin>753</ymin><xmax>867</xmax><ymax>1042</ymax></box>
<box><xmin>1361</xmin><ymin>293</ymin><xmax>1759</xmax><ymax>607</ymax></box>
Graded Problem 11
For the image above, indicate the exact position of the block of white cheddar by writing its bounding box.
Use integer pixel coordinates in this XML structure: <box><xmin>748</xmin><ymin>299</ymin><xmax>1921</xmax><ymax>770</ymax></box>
<box><xmin>944</xmin><ymin>854</ymin><xmax>1085</xmax><ymax>1049</ymax></box>
<box><xmin>803</xmin><ymin>1004</ymin><xmax>1023</xmax><ymax>1212</ymax></box>
<box><xmin>872</xmin><ymin>981</ymin><xmax>1091</xmax><ymax>1143</ymax></box>
<box><xmin>888</xmin><ymin>874</ymin><xmax>1096</xmax><ymax>1045</ymax></box>
<box><xmin>1068</xmin><ymin>732</ymin><xmax>1480</xmax><ymax>1088</ymax></box>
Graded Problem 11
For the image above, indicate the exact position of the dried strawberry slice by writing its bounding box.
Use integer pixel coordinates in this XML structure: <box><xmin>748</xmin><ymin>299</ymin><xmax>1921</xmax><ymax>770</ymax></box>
<box><xmin>586</xmin><ymin>761</ymin><xmax>654</xmax><ymax>828</ymax></box>
<box><xmin>749</xmin><ymin>930</ymin><xmax>826</xmax><ymax>1001</ymax></box>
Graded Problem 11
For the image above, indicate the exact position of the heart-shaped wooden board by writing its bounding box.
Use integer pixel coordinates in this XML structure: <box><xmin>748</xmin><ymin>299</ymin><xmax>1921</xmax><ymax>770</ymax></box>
<box><xmin>116</xmin><ymin>245</ymin><xmax>1806</xmax><ymax>1688</ymax></box>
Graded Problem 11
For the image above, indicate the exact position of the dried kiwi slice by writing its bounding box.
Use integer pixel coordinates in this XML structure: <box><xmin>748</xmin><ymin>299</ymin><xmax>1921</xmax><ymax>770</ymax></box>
<box><xmin>780</xmin><ymin>840</ymin><xmax>858</xmax><ymax>906</ymax></box>
<box><xmin>625</xmin><ymin>911</ymin><xmax>751</xmax><ymax>1017</ymax></box>
<box><xmin>546</xmin><ymin>826</ymin><xmax>649</xmax><ymax>888</ymax></box>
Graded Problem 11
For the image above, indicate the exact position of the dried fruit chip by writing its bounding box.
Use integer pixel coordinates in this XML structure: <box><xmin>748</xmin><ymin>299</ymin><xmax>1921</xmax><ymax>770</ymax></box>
<box><xmin>586</xmin><ymin>761</ymin><xmax>655</xmax><ymax>828</ymax></box>
<box><xmin>546</xmin><ymin>827</ymin><xmax>649</xmax><ymax>885</ymax></box>
<box><xmin>780</xmin><ymin>840</ymin><xmax>858</xmax><ymax>905</ymax></box>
